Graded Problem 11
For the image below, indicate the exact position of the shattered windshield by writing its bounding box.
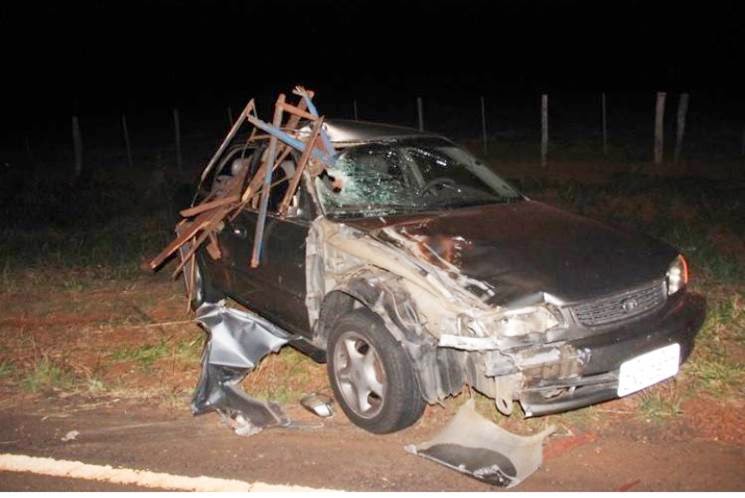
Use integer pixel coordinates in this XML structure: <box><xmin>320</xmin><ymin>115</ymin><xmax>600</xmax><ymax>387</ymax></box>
<box><xmin>315</xmin><ymin>138</ymin><xmax>521</xmax><ymax>216</ymax></box>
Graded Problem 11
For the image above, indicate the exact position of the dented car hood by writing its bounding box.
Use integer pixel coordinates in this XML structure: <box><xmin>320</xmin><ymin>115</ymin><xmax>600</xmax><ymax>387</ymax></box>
<box><xmin>340</xmin><ymin>200</ymin><xmax>677</xmax><ymax>305</ymax></box>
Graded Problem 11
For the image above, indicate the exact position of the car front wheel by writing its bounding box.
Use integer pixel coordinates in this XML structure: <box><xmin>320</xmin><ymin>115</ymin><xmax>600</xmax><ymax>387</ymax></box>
<box><xmin>327</xmin><ymin>308</ymin><xmax>426</xmax><ymax>434</ymax></box>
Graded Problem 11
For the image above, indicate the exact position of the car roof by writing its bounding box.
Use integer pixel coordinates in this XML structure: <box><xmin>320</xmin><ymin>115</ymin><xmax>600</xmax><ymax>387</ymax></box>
<box><xmin>323</xmin><ymin>119</ymin><xmax>445</xmax><ymax>145</ymax></box>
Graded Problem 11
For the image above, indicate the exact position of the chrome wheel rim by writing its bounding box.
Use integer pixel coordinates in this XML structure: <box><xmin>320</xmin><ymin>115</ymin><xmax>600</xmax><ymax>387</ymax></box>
<box><xmin>333</xmin><ymin>330</ymin><xmax>387</xmax><ymax>419</ymax></box>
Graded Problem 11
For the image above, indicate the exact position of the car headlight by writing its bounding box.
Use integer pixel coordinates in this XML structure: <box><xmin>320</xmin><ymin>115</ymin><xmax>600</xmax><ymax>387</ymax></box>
<box><xmin>666</xmin><ymin>255</ymin><xmax>688</xmax><ymax>295</ymax></box>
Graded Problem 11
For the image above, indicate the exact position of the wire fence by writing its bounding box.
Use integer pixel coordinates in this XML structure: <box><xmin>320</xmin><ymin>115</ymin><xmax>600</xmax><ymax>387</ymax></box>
<box><xmin>5</xmin><ymin>91</ymin><xmax>745</xmax><ymax>179</ymax></box>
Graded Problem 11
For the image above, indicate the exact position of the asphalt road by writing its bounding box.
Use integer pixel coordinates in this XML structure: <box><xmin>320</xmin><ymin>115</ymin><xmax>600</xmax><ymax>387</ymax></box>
<box><xmin>1</xmin><ymin>394</ymin><xmax>744</xmax><ymax>491</ymax></box>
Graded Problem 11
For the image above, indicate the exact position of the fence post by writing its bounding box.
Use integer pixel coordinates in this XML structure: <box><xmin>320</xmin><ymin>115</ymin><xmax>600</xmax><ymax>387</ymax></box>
<box><xmin>227</xmin><ymin>106</ymin><xmax>234</xmax><ymax>127</ymax></box>
<box><xmin>654</xmin><ymin>92</ymin><xmax>666</xmax><ymax>164</ymax></box>
<box><xmin>541</xmin><ymin>94</ymin><xmax>548</xmax><ymax>167</ymax></box>
<box><xmin>674</xmin><ymin>93</ymin><xmax>689</xmax><ymax>163</ymax></box>
<box><xmin>480</xmin><ymin>96</ymin><xmax>488</xmax><ymax>154</ymax></box>
<box><xmin>72</xmin><ymin>115</ymin><xmax>83</xmax><ymax>180</ymax></box>
<box><xmin>602</xmin><ymin>92</ymin><xmax>608</xmax><ymax>156</ymax></box>
<box><xmin>353</xmin><ymin>99</ymin><xmax>358</xmax><ymax>121</ymax></box>
<box><xmin>417</xmin><ymin>97</ymin><xmax>424</xmax><ymax>131</ymax></box>
<box><xmin>24</xmin><ymin>136</ymin><xmax>34</xmax><ymax>165</ymax></box>
<box><xmin>173</xmin><ymin>108</ymin><xmax>183</xmax><ymax>171</ymax></box>
<box><xmin>121</xmin><ymin>114</ymin><xmax>133</xmax><ymax>168</ymax></box>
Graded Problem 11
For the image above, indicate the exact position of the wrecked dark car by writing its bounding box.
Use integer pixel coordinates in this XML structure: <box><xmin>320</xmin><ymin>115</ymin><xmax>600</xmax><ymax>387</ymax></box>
<box><xmin>183</xmin><ymin>118</ymin><xmax>705</xmax><ymax>435</ymax></box>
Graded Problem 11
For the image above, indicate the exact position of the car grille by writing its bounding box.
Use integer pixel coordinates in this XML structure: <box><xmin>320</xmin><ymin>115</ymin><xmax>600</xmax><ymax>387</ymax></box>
<box><xmin>571</xmin><ymin>280</ymin><xmax>666</xmax><ymax>327</ymax></box>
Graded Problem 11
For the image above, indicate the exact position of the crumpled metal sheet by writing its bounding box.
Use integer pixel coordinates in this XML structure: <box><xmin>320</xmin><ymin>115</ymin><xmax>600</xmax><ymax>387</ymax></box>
<box><xmin>192</xmin><ymin>301</ymin><xmax>292</xmax><ymax>435</ymax></box>
<box><xmin>405</xmin><ymin>399</ymin><xmax>554</xmax><ymax>488</ymax></box>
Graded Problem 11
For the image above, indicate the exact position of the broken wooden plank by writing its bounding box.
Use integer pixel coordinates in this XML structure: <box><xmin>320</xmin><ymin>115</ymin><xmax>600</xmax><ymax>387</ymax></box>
<box><xmin>250</xmin><ymin>94</ymin><xmax>285</xmax><ymax>268</ymax></box>
<box><xmin>279</xmin><ymin>117</ymin><xmax>324</xmax><ymax>216</ymax></box>
<box><xmin>180</xmin><ymin>195</ymin><xmax>240</xmax><ymax>218</ymax></box>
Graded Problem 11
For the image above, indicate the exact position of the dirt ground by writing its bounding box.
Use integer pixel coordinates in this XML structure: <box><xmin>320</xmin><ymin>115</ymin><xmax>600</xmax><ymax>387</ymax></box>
<box><xmin>1</xmin><ymin>275</ymin><xmax>744</xmax><ymax>491</ymax></box>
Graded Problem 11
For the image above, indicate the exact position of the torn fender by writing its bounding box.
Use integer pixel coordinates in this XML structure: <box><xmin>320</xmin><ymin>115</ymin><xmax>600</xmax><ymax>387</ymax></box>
<box><xmin>406</xmin><ymin>399</ymin><xmax>554</xmax><ymax>488</ymax></box>
<box><xmin>192</xmin><ymin>302</ymin><xmax>292</xmax><ymax>434</ymax></box>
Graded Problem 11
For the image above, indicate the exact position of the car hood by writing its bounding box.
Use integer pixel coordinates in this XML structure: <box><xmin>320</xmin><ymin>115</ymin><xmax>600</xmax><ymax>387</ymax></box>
<box><xmin>340</xmin><ymin>201</ymin><xmax>677</xmax><ymax>306</ymax></box>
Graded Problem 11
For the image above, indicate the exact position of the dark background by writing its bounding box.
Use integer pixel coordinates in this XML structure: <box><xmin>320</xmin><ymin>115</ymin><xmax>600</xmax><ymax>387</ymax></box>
<box><xmin>2</xmin><ymin>0</ymin><xmax>744</xmax><ymax>130</ymax></box>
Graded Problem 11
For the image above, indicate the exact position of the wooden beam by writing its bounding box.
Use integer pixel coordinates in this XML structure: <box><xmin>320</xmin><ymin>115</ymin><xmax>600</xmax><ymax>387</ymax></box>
<box><xmin>250</xmin><ymin>94</ymin><xmax>286</xmax><ymax>268</ymax></box>
<box><xmin>278</xmin><ymin>117</ymin><xmax>324</xmax><ymax>216</ymax></box>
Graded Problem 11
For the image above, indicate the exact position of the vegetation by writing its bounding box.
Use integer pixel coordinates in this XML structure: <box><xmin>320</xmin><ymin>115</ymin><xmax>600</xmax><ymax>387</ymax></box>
<box><xmin>0</xmin><ymin>146</ymin><xmax>743</xmax><ymax>437</ymax></box>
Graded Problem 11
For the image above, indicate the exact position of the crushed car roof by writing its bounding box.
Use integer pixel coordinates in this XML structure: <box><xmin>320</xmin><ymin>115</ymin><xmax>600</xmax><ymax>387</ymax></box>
<box><xmin>322</xmin><ymin>119</ymin><xmax>443</xmax><ymax>145</ymax></box>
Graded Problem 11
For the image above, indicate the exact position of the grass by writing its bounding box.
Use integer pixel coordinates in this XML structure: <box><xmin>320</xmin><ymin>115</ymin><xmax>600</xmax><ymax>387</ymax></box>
<box><xmin>246</xmin><ymin>348</ymin><xmax>325</xmax><ymax>404</ymax></box>
<box><xmin>637</xmin><ymin>381</ymin><xmax>684</xmax><ymax>422</ymax></box>
<box><xmin>1</xmin><ymin>153</ymin><xmax>743</xmax><ymax>434</ymax></box>
<box><xmin>110</xmin><ymin>340</ymin><xmax>171</xmax><ymax>370</ymax></box>
<box><xmin>686</xmin><ymin>358</ymin><xmax>745</xmax><ymax>395</ymax></box>
<box><xmin>109</xmin><ymin>337</ymin><xmax>202</xmax><ymax>374</ymax></box>
<box><xmin>0</xmin><ymin>360</ymin><xmax>15</xmax><ymax>380</ymax></box>
<box><xmin>21</xmin><ymin>357</ymin><xmax>75</xmax><ymax>393</ymax></box>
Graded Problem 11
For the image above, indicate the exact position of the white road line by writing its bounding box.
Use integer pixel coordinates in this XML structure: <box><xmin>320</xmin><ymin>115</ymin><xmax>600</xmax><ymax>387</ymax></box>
<box><xmin>0</xmin><ymin>453</ymin><xmax>340</xmax><ymax>492</ymax></box>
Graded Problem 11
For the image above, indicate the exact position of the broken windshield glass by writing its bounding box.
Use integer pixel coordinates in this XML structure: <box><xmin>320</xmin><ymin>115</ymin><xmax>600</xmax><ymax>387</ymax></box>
<box><xmin>315</xmin><ymin>138</ymin><xmax>522</xmax><ymax>216</ymax></box>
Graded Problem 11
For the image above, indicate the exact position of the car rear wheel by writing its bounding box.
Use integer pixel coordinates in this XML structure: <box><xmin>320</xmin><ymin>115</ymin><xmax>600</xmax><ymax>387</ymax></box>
<box><xmin>327</xmin><ymin>308</ymin><xmax>426</xmax><ymax>434</ymax></box>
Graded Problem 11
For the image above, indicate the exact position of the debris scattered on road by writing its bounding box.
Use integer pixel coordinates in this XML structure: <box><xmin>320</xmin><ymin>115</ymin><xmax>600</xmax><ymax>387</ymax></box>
<box><xmin>299</xmin><ymin>393</ymin><xmax>335</xmax><ymax>418</ymax></box>
<box><xmin>405</xmin><ymin>399</ymin><xmax>554</xmax><ymax>488</ymax></box>
<box><xmin>60</xmin><ymin>430</ymin><xmax>79</xmax><ymax>442</ymax></box>
<box><xmin>191</xmin><ymin>301</ymin><xmax>292</xmax><ymax>436</ymax></box>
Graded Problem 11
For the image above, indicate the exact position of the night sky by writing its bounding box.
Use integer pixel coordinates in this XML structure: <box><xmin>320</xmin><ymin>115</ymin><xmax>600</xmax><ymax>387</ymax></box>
<box><xmin>2</xmin><ymin>0</ymin><xmax>744</xmax><ymax>131</ymax></box>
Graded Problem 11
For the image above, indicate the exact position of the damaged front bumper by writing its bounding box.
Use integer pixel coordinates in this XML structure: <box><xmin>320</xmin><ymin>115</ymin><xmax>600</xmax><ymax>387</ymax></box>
<box><xmin>443</xmin><ymin>291</ymin><xmax>706</xmax><ymax>417</ymax></box>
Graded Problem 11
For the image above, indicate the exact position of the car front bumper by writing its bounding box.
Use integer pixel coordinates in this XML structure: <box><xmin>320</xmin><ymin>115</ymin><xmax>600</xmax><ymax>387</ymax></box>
<box><xmin>517</xmin><ymin>291</ymin><xmax>706</xmax><ymax>417</ymax></box>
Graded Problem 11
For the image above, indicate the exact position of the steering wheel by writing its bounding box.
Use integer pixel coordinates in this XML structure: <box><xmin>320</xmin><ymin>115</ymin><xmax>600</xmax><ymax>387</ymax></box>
<box><xmin>421</xmin><ymin>177</ymin><xmax>457</xmax><ymax>195</ymax></box>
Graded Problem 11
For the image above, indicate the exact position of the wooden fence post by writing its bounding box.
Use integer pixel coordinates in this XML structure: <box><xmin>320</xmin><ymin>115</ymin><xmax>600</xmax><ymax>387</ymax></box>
<box><xmin>353</xmin><ymin>99</ymin><xmax>358</xmax><ymax>121</ymax></box>
<box><xmin>654</xmin><ymin>92</ymin><xmax>666</xmax><ymax>164</ymax></box>
<box><xmin>173</xmin><ymin>108</ymin><xmax>182</xmax><ymax>171</ymax></box>
<box><xmin>121</xmin><ymin>114</ymin><xmax>133</xmax><ymax>168</ymax></box>
<box><xmin>24</xmin><ymin>136</ymin><xmax>34</xmax><ymax>165</ymax></box>
<box><xmin>480</xmin><ymin>96</ymin><xmax>488</xmax><ymax>154</ymax></box>
<box><xmin>674</xmin><ymin>93</ymin><xmax>689</xmax><ymax>163</ymax></box>
<box><xmin>602</xmin><ymin>92</ymin><xmax>608</xmax><ymax>156</ymax></box>
<box><xmin>72</xmin><ymin>116</ymin><xmax>83</xmax><ymax>180</ymax></box>
<box><xmin>417</xmin><ymin>97</ymin><xmax>424</xmax><ymax>131</ymax></box>
<box><xmin>541</xmin><ymin>94</ymin><xmax>548</xmax><ymax>167</ymax></box>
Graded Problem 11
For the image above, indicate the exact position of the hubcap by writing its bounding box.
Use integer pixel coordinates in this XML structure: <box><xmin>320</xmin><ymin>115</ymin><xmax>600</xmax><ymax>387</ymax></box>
<box><xmin>333</xmin><ymin>331</ymin><xmax>387</xmax><ymax>419</ymax></box>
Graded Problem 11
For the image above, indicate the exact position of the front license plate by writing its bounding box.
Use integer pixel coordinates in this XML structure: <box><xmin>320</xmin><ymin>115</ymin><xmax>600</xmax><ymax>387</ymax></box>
<box><xmin>617</xmin><ymin>343</ymin><xmax>680</xmax><ymax>397</ymax></box>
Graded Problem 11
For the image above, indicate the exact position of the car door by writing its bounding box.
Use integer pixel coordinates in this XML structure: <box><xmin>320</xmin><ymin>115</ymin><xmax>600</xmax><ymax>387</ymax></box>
<box><xmin>219</xmin><ymin>156</ymin><xmax>314</xmax><ymax>337</ymax></box>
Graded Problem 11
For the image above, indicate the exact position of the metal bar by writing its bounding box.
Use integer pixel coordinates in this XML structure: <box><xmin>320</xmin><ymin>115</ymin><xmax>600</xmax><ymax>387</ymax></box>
<box><xmin>278</xmin><ymin>117</ymin><xmax>324</xmax><ymax>216</ymax></box>
<box><xmin>294</xmin><ymin>87</ymin><xmax>335</xmax><ymax>155</ymax></box>
<box><xmin>277</xmin><ymin>101</ymin><xmax>318</xmax><ymax>122</ymax></box>
<box><xmin>199</xmin><ymin>100</ymin><xmax>255</xmax><ymax>183</ymax></box>
<box><xmin>245</xmin><ymin>114</ymin><xmax>334</xmax><ymax>166</ymax></box>
<box><xmin>250</xmin><ymin>94</ymin><xmax>286</xmax><ymax>268</ymax></box>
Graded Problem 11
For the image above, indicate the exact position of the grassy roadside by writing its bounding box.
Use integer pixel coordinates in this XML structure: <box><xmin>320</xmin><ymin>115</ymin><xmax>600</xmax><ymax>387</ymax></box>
<box><xmin>0</xmin><ymin>158</ymin><xmax>743</xmax><ymax>440</ymax></box>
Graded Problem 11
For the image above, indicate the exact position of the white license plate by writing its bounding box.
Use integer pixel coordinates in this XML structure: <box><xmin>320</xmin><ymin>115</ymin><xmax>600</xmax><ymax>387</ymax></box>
<box><xmin>617</xmin><ymin>343</ymin><xmax>680</xmax><ymax>397</ymax></box>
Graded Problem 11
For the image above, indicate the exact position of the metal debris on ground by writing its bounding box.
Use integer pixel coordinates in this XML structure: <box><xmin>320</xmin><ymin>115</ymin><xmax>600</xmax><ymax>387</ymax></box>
<box><xmin>60</xmin><ymin>430</ymin><xmax>79</xmax><ymax>442</ymax></box>
<box><xmin>192</xmin><ymin>301</ymin><xmax>292</xmax><ymax>436</ymax></box>
<box><xmin>405</xmin><ymin>399</ymin><xmax>554</xmax><ymax>488</ymax></box>
<box><xmin>146</xmin><ymin>86</ymin><xmax>336</xmax><ymax>303</ymax></box>
<box><xmin>299</xmin><ymin>393</ymin><xmax>335</xmax><ymax>418</ymax></box>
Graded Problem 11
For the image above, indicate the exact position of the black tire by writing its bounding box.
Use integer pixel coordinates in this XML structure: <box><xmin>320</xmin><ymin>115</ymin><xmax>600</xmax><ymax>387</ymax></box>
<box><xmin>326</xmin><ymin>308</ymin><xmax>426</xmax><ymax>434</ymax></box>
<box><xmin>187</xmin><ymin>257</ymin><xmax>222</xmax><ymax>310</ymax></box>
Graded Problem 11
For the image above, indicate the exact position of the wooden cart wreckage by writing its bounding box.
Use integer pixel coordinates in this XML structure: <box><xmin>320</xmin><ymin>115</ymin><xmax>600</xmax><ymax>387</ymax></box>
<box><xmin>146</xmin><ymin>87</ymin><xmax>552</xmax><ymax>488</ymax></box>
